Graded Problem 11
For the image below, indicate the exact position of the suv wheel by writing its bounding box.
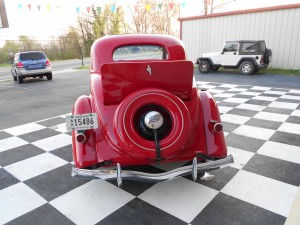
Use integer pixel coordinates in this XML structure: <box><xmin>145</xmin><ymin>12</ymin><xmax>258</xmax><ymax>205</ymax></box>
<box><xmin>12</xmin><ymin>74</ymin><xmax>17</xmax><ymax>81</ymax></box>
<box><xmin>240</xmin><ymin>61</ymin><xmax>254</xmax><ymax>75</ymax></box>
<box><xmin>18</xmin><ymin>76</ymin><xmax>24</xmax><ymax>84</ymax></box>
<box><xmin>47</xmin><ymin>73</ymin><xmax>52</xmax><ymax>80</ymax></box>
<box><xmin>198</xmin><ymin>61</ymin><xmax>211</xmax><ymax>73</ymax></box>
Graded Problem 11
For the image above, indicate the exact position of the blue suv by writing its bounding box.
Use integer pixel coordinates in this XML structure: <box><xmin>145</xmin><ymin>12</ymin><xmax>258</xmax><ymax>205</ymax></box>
<box><xmin>11</xmin><ymin>51</ymin><xmax>52</xmax><ymax>83</ymax></box>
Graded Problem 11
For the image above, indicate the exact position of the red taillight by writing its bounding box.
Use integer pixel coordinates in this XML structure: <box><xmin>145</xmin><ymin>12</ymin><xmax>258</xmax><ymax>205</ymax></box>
<box><xmin>214</xmin><ymin>123</ymin><xmax>223</xmax><ymax>133</ymax></box>
<box><xmin>46</xmin><ymin>59</ymin><xmax>51</xmax><ymax>66</ymax></box>
<box><xmin>260</xmin><ymin>56</ymin><xmax>264</xmax><ymax>64</ymax></box>
<box><xmin>17</xmin><ymin>62</ymin><xmax>24</xmax><ymax>68</ymax></box>
<box><xmin>76</xmin><ymin>133</ymin><xmax>87</xmax><ymax>143</ymax></box>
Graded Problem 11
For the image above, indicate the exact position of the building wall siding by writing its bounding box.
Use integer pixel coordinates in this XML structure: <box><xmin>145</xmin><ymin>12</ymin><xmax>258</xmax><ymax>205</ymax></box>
<box><xmin>180</xmin><ymin>4</ymin><xmax>300</xmax><ymax>69</ymax></box>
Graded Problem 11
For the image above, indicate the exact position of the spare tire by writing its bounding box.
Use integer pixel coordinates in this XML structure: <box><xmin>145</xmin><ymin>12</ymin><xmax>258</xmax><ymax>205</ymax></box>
<box><xmin>114</xmin><ymin>88</ymin><xmax>192</xmax><ymax>160</ymax></box>
<box><xmin>264</xmin><ymin>48</ymin><xmax>272</xmax><ymax>64</ymax></box>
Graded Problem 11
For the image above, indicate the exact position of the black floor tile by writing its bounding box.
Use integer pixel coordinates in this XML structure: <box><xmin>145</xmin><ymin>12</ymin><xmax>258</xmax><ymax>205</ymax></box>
<box><xmin>0</xmin><ymin>168</ymin><xmax>20</xmax><ymax>190</ymax></box>
<box><xmin>96</xmin><ymin>198</ymin><xmax>187</xmax><ymax>225</ymax></box>
<box><xmin>225</xmin><ymin>133</ymin><xmax>265</xmax><ymax>152</ymax></box>
<box><xmin>25</xmin><ymin>164</ymin><xmax>88</xmax><ymax>201</ymax></box>
<box><xmin>270</xmin><ymin>131</ymin><xmax>300</xmax><ymax>147</ymax></box>
<box><xmin>0</xmin><ymin>144</ymin><xmax>45</xmax><ymax>167</ymax></box>
<box><xmin>243</xmin><ymin>154</ymin><xmax>300</xmax><ymax>186</ymax></box>
<box><xmin>6</xmin><ymin>203</ymin><xmax>75</xmax><ymax>225</ymax></box>
<box><xmin>191</xmin><ymin>193</ymin><xmax>286</xmax><ymax>225</ymax></box>
<box><xmin>18</xmin><ymin>128</ymin><xmax>61</xmax><ymax>142</ymax></box>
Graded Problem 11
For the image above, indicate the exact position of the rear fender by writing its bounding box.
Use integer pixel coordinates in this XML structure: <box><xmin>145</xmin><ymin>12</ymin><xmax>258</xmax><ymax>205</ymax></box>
<box><xmin>72</xmin><ymin>95</ymin><xmax>98</xmax><ymax>168</ymax></box>
<box><xmin>199</xmin><ymin>91</ymin><xmax>227</xmax><ymax>157</ymax></box>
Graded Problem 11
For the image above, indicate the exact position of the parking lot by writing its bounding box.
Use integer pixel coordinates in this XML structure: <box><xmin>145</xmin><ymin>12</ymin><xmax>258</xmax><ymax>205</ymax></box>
<box><xmin>0</xmin><ymin>67</ymin><xmax>300</xmax><ymax>225</ymax></box>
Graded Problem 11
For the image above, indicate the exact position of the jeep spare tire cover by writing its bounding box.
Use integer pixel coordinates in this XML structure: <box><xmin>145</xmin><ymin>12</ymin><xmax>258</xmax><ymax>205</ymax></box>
<box><xmin>264</xmin><ymin>48</ymin><xmax>272</xmax><ymax>64</ymax></box>
<box><xmin>114</xmin><ymin>88</ymin><xmax>192</xmax><ymax>160</ymax></box>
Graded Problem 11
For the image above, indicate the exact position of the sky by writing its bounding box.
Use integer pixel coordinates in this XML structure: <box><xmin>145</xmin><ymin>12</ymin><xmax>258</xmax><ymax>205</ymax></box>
<box><xmin>0</xmin><ymin>0</ymin><xmax>299</xmax><ymax>45</ymax></box>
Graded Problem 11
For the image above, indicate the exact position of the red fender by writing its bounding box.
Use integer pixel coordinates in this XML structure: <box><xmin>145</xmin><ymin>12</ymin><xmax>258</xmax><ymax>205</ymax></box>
<box><xmin>199</xmin><ymin>91</ymin><xmax>227</xmax><ymax>158</ymax></box>
<box><xmin>72</xmin><ymin>95</ymin><xmax>98</xmax><ymax>168</ymax></box>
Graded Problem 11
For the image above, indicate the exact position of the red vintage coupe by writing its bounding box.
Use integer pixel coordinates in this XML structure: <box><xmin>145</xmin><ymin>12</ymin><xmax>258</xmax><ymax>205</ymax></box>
<box><xmin>66</xmin><ymin>34</ymin><xmax>233</xmax><ymax>187</ymax></box>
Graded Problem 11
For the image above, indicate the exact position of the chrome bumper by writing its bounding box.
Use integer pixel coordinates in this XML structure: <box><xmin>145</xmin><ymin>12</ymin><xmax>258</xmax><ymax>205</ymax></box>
<box><xmin>72</xmin><ymin>155</ymin><xmax>234</xmax><ymax>187</ymax></box>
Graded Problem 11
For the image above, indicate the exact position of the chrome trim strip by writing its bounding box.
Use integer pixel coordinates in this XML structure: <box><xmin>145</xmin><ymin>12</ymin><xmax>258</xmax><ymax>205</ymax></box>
<box><xmin>72</xmin><ymin>155</ymin><xmax>234</xmax><ymax>187</ymax></box>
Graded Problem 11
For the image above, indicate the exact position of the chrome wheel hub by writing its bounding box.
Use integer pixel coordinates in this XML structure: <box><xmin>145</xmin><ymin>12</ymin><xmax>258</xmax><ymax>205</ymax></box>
<box><xmin>144</xmin><ymin>111</ymin><xmax>163</xmax><ymax>130</ymax></box>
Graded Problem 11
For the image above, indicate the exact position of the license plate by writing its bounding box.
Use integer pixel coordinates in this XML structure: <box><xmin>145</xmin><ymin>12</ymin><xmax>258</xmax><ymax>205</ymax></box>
<box><xmin>65</xmin><ymin>113</ymin><xmax>98</xmax><ymax>131</ymax></box>
<box><xmin>29</xmin><ymin>64</ymin><xmax>41</xmax><ymax>69</ymax></box>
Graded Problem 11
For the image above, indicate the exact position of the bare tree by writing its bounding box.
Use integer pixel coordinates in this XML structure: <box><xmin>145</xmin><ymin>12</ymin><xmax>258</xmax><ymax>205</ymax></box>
<box><xmin>127</xmin><ymin>0</ymin><xmax>179</xmax><ymax>35</ymax></box>
<box><xmin>203</xmin><ymin>0</ymin><xmax>236</xmax><ymax>15</ymax></box>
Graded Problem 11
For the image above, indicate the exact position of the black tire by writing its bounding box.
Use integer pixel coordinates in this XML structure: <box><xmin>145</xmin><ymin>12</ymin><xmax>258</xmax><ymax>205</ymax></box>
<box><xmin>264</xmin><ymin>49</ymin><xmax>272</xmax><ymax>64</ymax></box>
<box><xmin>240</xmin><ymin>61</ymin><xmax>254</xmax><ymax>75</ymax></box>
<box><xmin>212</xmin><ymin>66</ymin><xmax>220</xmax><ymax>71</ymax></box>
<box><xmin>18</xmin><ymin>76</ymin><xmax>24</xmax><ymax>84</ymax></box>
<box><xmin>39</xmin><ymin>75</ymin><xmax>43</xmax><ymax>78</ymax></box>
<box><xmin>198</xmin><ymin>61</ymin><xmax>211</xmax><ymax>73</ymax></box>
<box><xmin>12</xmin><ymin>74</ymin><xmax>17</xmax><ymax>81</ymax></box>
<box><xmin>253</xmin><ymin>69</ymin><xmax>260</xmax><ymax>74</ymax></box>
<box><xmin>47</xmin><ymin>73</ymin><xmax>52</xmax><ymax>80</ymax></box>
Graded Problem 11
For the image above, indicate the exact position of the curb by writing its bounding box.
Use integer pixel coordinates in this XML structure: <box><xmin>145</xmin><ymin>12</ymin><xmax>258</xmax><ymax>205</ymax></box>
<box><xmin>285</xmin><ymin>186</ymin><xmax>300</xmax><ymax>225</ymax></box>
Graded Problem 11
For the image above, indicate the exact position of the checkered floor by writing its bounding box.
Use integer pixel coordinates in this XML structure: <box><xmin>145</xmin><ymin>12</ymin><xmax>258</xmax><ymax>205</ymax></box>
<box><xmin>1</xmin><ymin>82</ymin><xmax>300</xmax><ymax>225</ymax></box>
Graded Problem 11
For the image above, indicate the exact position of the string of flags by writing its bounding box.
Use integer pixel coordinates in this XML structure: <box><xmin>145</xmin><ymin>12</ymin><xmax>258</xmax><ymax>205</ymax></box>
<box><xmin>16</xmin><ymin>2</ymin><xmax>189</xmax><ymax>14</ymax></box>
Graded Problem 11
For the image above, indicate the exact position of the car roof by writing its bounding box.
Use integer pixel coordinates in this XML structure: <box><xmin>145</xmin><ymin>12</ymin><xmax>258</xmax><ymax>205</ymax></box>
<box><xmin>226</xmin><ymin>40</ymin><xmax>265</xmax><ymax>43</ymax></box>
<box><xmin>17</xmin><ymin>51</ymin><xmax>43</xmax><ymax>54</ymax></box>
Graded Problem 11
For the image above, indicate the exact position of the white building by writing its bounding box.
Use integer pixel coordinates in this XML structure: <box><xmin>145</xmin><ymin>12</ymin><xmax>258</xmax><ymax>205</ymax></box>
<box><xmin>179</xmin><ymin>3</ymin><xmax>300</xmax><ymax>69</ymax></box>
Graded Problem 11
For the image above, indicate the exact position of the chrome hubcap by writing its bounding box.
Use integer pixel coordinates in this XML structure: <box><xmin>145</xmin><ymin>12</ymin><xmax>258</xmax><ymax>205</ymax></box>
<box><xmin>144</xmin><ymin>111</ymin><xmax>163</xmax><ymax>130</ymax></box>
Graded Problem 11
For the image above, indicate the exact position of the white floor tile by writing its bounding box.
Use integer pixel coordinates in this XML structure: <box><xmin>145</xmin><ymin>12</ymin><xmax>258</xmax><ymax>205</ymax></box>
<box><xmin>32</xmin><ymin>134</ymin><xmax>72</xmax><ymax>151</ymax></box>
<box><xmin>220</xmin><ymin>84</ymin><xmax>237</xmax><ymax>88</ymax></box>
<box><xmin>280</xmin><ymin>95</ymin><xmax>300</xmax><ymax>101</ymax></box>
<box><xmin>4</xmin><ymin>153</ymin><xmax>68</xmax><ymax>181</ymax></box>
<box><xmin>223</xmin><ymin>98</ymin><xmax>248</xmax><ymax>104</ymax></box>
<box><xmin>227</xmin><ymin>147</ymin><xmax>255</xmax><ymax>169</ymax></box>
<box><xmin>4</xmin><ymin>123</ymin><xmax>45</xmax><ymax>136</ymax></box>
<box><xmin>218</xmin><ymin>106</ymin><xmax>234</xmax><ymax>114</ymax></box>
<box><xmin>197</xmin><ymin>84</ymin><xmax>217</xmax><ymax>89</ymax></box>
<box><xmin>0</xmin><ymin>183</ymin><xmax>46</xmax><ymax>224</ymax></box>
<box><xmin>221</xmin><ymin>114</ymin><xmax>250</xmax><ymax>125</ymax></box>
<box><xmin>208</xmin><ymin>89</ymin><xmax>225</xmax><ymax>94</ymax></box>
<box><xmin>0</xmin><ymin>137</ymin><xmax>28</xmax><ymax>152</ymax></box>
<box><xmin>221</xmin><ymin>170</ymin><xmax>298</xmax><ymax>217</ymax></box>
<box><xmin>214</xmin><ymin>93</ymin><xmax>236</xmax><ymax>98</ymax></box>
<box><xmin>264</xmin><ymin>90</ymin><xmax>287</xmax><ymax>95</ymax></box>
<box><xmin>268</xmin><ymin>101</ymin><xmax>299</xmax><ymax>110</ymax></box>
<box><xmin>138</xmin><ymin>178</ymin><xmax>218</xmax><ymax>223</ymax></box>
<box><xmin>254</xmin><ymin>112</ymin><xmax>289</xmax><ymax>122</ymax></box>
<box><xmin>258</xmin><ymin>141</ymin><xmax>300</xmax><ymax>164</ymax></box>
<box><xmin>289</xmin><ymin>90</ymin><xmax>300</xmax><ymax>94</ymax></box>
<box><xmin>236</xmin><ymin>103</ymin><xmax>266</xmax><ymax>111</ymax></box>
<box><xmin>250</xmin><ymin>86</ymin><xmax>271</xmax><ymax>91</ymax></box>
<box><xmin>291</xmin><ymin>110</ymin><xmax>300</xmax><ymax>117</ymax></box>
<box><xmin>228</xmin><ymin>88</ymin><xmax>248</xmax><ymax>92</ymax></box>
<box><xmin>50</xmin><ymin>123</ymin><xmax>68</xmax><ymax>133</ymax></box>
<box><xmin>240</xmin><ymin>91</ymin><xmax>261</xmax><ymax>96</ymax></box>
<box><xmin>50</xmin><ymin>180</ymin><xmax>134</xmax><ymax>225</ymax></box>
<box><xmin>232</xmin><ymin>125</ymin><xmax>276</xmax><ymax>140</ymax></box>
<box><xmin>196</xmin><ymin>81</ymin><xmax>209</xmax><ymax>85</ymax></box>
<box><xmin>252</xmin><ymin>96</ymin><xmax>278</xmax><ymax>101</ymax></box>
<box><xmin>278</xmin><ymin>123</ymin><xmax>300</xmax><ymax>135</ymax></box>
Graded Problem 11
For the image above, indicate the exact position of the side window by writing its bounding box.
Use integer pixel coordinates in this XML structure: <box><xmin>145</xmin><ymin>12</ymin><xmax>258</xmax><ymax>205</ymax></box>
<box><xmin>223</xmin><ymin>43</ymin><xmax>238</xmax><ymax>52</ymax></box>
<box><xmin>241</xmin><ymin>43</ymin><xmax>256</xmax><ymax>53</ymax></box>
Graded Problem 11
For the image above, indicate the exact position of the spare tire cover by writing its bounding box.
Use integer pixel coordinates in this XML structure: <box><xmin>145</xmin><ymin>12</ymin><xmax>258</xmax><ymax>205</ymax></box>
<box><xmin>114</xmin><ymin>88</ymin><xmax>192</xmax><ymax>160</ymax></box>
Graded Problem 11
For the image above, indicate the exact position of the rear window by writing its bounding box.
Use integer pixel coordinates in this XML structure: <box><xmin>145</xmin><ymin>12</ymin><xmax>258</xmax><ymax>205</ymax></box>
<box><xmin>20</xmin><ymin>52</ymin><xmax>46</xmax><ymax>60</ymax></box>
<box><xmin>113</xmin><ymin>45</ymin><xmax>168</xmax><ymax>61</ymax></box>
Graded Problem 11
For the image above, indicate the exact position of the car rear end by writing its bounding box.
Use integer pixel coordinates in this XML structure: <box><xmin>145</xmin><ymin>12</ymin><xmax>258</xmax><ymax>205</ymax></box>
<box><xmin>16</xmin><ymin>51</ymin><xmax>52</xmax><ymax>77</ymax></box>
